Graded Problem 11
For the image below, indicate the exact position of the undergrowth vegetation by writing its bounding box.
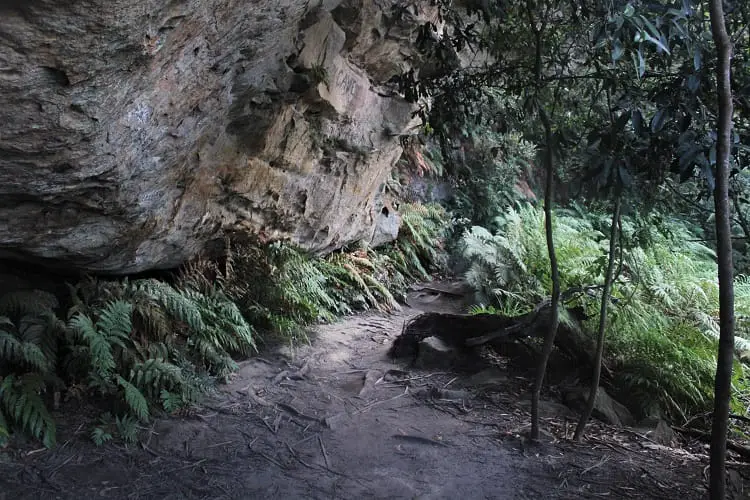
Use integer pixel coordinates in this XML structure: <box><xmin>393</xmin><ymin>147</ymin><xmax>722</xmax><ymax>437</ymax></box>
<box><xmin>442</xmin><ymin>127</ymin><xmax>538</xmax><ymax>236</ymax></box>
<box><xmin>0</xmin><ymin>202</ymin><xmax>447</xmax><ymax>448</ymax></box>
<box><xmin>461</xmin><ymin>203</ymin><xmax>750</xmax><ymax>421</ymax></box>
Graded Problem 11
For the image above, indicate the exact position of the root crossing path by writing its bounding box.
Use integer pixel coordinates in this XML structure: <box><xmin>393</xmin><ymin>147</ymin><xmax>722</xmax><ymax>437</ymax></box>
<box><xmin>0</xmin><ymin>282</ymin><xmax>741</xmax><ymax>499</ymax></box>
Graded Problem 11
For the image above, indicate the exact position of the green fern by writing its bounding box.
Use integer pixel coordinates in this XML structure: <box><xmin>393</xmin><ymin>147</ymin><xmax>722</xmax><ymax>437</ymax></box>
<box><xmin>67</xmin><ymin>300</ymin><xmax>154</xmax><ymax>424</ymax></box>
<box><xmin>133</xmin><ymin>279</ymin><xmax>207</xmax><ymax>333</ymax></box>
<box><xmin>460</xmin><ymin>204</ymin><xmax>750</xmax><ymax>421</ymax></box>
<box><xmin>0</xmin><ymin>291</ymin><xmax>64</xmax><ymax>448</ymax></box>
<box><xmin>468</xmin><ymin>304</ymin><xmax>500</xmax><ymax>315</ymax></box>
<box><xmin>68</xmin><ymin>311</ymin><xmax>116</xmax><ymax>381</ymax></box>
<box><xmin>3</xmin><ymin>276</ymin><xmax>260</xmax><ymax>447</ymax></box>
<box><xmin>0</xmin><ymin>374</ymin><xmax>56</xmax><ymax>448</ymax></box>
<box><xmin>91</xmin><ymin>426</ymin><xmax>113</xmax><ymax>446</ymax></box>
<box><xmin>0</xmin><ymin>290</ymin><xmax>63</xmax><ymax>374</ymax></box>
<box><xmin>160</xmin><ymin>389</ymin><xmax>192</xmax><ymax>413</ymax></box>
<box><xmin>115</xmin><ymin>414</ymin><xmax>139</xmax><ymax>444</ymax></box>
<box><xmin>0</xmin><ymin>409</ymin><xmax>9</xmax><ymax>446</ymax></box>
<box><xmin>130</xmin><ymin>358</ymin><xmax>183</xmax><ymax>396</ymax></box>
<box><xmin>0</xmin><ymin>325</ymin><xmax>51</xmax><ymax>373</ymax></box>
<box><xmin>388</xmin><ymin>203</ymin><xmax>448</xmax><ymax>281</ymax></box>
<box><xmin>137</xmin><ymin>280</ymin><xmax>255</xmax><ymax>356</ymax></box>
<box><xmin>92</xmin><ymin>412</ymin><xmax>138</xmax><ymax>445</ymax></box>
<box><xmin>116</xmin><ymin>376</ymin><xmax>149</xmax><ymax>422</ymax></box>
<box><xmin>0</xmin><ymin>290</ymin><xmax>59</xmax><ymax>318</ymax></box>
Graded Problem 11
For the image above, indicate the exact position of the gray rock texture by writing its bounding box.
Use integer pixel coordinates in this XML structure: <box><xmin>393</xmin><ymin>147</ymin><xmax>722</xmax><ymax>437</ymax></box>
<box><xmin>0</xmin><ymin>0</ymin><xmax>438</xmax><ymax>273</ymax></box>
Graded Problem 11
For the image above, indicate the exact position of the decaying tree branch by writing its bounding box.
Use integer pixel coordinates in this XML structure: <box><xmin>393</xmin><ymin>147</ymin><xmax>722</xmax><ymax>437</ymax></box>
<box><xmin>389</xmin><ymin>300</ymin><xmax>611</xmax><ymax>379</ymax></box>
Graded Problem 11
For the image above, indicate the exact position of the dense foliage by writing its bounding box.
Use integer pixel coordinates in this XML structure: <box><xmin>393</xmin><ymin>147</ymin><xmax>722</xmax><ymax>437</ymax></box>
<box><xmin>0</xmin><ymin>202</ymin><xmax>447</xmax><ymax>447</ymax></box>
<box><xmin>461</xmin><ymin>203</ymin><xmax>750</xmax><ymax>420</ymax></box>
<box><xmin>392</xmin><ymin>0</ymin><xmax>749</xmax><ymax>452</ymax></box>
<box><xmin>2</xmin><ymin>10</ymin><xmax>750</xmax><ymax>497</ymax></box>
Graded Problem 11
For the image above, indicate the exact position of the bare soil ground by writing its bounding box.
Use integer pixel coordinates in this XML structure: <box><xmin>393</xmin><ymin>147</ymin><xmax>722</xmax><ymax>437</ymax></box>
<box><xmin>1</xmin><ymin>281</ymin><xmax>748</xmax><ymax>499</ymax></box>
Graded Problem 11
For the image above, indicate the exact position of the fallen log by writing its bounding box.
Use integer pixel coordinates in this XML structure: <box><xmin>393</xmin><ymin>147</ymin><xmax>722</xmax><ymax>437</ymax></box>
<box><xmin>388</xmin><ymin>303</ymin><xmax>611</xmax><ymax>377</ymax></box>
<box><xmin>388</xmin><ymin>312</ymin><xmax>519</xmax><ymax>359</ymax></box>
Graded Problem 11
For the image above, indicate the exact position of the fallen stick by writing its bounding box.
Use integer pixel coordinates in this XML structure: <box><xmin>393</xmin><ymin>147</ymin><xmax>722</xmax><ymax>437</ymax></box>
<box><xmin>276</xmin><ymin>402</ymin><xmax>326</xmax><ymax>425</ymax></box>
<box><xmin>163</xmin><ymin>458</ymin><xmax>209</xmax><ymax>474</ymax></box>
<box><xmin>285</xmin><ymin>442</ymin><xmax>317</xmax><ymax>470</ymax></box>
<box><xmin>672</xmin><ymin>426</ymin><xmax>750</xmax><ymax>461</ymax></box>
<box><xmin>352</xmin><ymin>388</ymin><xmax>408</xmax><ymax>415</ymax></box>
<box><xmin>317</xmin><ymin>435</ymin><xmax>331</xmax><ymax>469</ymax></box>
<box><xmin>392</xmin><ymin>434</ymin><xmax>451</xmax><ymax>447</ymax></box>
<box><xmin>257</xmin><ymin>451</ymin><xmax>286</xmax><ymax>469</ymax></box>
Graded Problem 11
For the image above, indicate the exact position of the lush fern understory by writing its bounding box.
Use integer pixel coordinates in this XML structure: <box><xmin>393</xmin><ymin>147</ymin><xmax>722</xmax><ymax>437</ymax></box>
<box><xmin>5</xmin><ymin>197</ymin><xmax>741</xmax><ymax>446</ymax></box>
<box><xmin>461</xmin><ymin>203</ymin><xmax>750</xmax><ymax>423</ymax></box>
<box><xmin>0</xmin><ymin>203</ymin><xmax>447</xmax><ymax>448</ymax></box>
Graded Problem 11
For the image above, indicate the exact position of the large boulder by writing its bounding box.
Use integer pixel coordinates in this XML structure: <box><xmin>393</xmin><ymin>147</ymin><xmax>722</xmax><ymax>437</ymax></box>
<box><xmin>0</xmin><ymin>0</ymin><xmax>440</xmax><ymax>273</ymax></box>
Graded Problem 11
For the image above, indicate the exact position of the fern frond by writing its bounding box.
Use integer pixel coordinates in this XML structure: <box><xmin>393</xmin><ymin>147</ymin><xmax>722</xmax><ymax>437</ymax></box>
<box><xmin>0</xmin><ymin>330</ymin><xmax>25</xmax><ymax>366</ymax></box>
<box><xmin>115</xmin><ymin>414</ymin><xmax>139</xmax><ymax>444</ymax></box>
<box><xmin>361</xmin><ymin>273</ymin><xmax>399</xmax><ymax>311</ymax></box>
<box><xmin>132</xmin><ymin>301</ymin><xmax>171</xmax><ymax>342</ymax></box>
<box><xmin>68</xmin><ymin>313</ymin><xmax>115</xmax><ymax>379</ymax></box>
<box><xmin>130</xmin><ymin>358</ymin><xmax>183</xmax><ymax>396</ymax></box>
<box><xmin>96</xmin><ymin>300</ymin><xmax>133</xmax><ymax>341</ymax></box>
<box><xmin>0</xmin><ymin>408</ymin><xmax>8</xmax><ymax>445</ymax></box>
<box><xmin>116</xmin><ymin>376</ymin><xmax>149</xmax><ymax>422</ymax></box>
<box><xmin>133</xmin><ymin>279</ymin><xmax>206</xmax><ymax>332</ymax></box>
<box><xmin>0</xmin><ymin>290</ymin><xmax>59</xmax><ymax>318</ymax></box>
<box><xmin>160</xmin><ymin>390</ymin><xmax>183</xmax><ymax>413</ymax></box>
<box><xmin>190</xmin><ymin>338</ymin><xmax>236</xmax><ymax>376</ymax></box>
<box><xmin>0</xmin><ymin>374</ymin><xmax>56</xmax><ymax>448</ymax></box>
<box><xmin>91</xmin><ymin>426</ymin><xmax>113</xmax><ymax>446</ymax></box>
<box><xmin>17</xmin><ymin>311</ymin><xmax>63</xmax><ymax>363</ymax></box>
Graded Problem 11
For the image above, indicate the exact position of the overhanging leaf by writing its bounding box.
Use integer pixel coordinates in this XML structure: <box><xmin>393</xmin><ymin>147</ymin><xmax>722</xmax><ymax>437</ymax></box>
<box><xmin>650</xmin><ymin>109</ymin><xmax>668</xmax><ymax>133</ymax></box>
<box><xmin>632</xmin><ymin>109</ymin><xmax>644</xmax><ymax>136</ymax></box>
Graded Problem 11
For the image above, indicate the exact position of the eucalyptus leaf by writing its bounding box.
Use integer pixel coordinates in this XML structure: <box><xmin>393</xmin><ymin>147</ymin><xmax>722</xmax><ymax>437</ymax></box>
<box><xmin>612</xmin><ymin>40</ymin><xmax>624</xmax><ymax>62</ymax></box>
<box><xmin>637</xmin><ymin>49</ymin><xmax>646</xmax><ymax>78</ymax></box>
<box><xmin>618</xmin><ymin>164</ymin><xmax>634</xmax><ymax>188</ymax></box>
<box><xmin>686</xmin><ymin>74</ymin><xmax>700</xmax><ymax>93</ymax></box>
<box><xmin>632</xmin><ymin>109</ymin><xmax>644</xmax><ymax>136</ymax></box>
<box><xmin>643</xmin><ymin>31</ymin><xmax>670</xmax><ymax>54</ymax></box>
<box><xmin>651</xmin><ymin>109</ymin><xmax>667</xmax><ymax>133</ymax></box>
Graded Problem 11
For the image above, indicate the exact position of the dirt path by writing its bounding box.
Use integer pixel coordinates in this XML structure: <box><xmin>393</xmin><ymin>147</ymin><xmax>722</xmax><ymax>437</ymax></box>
<box><xmin>0</xmin><ymin>282</ymin><xmax>747</xmax><ymax>499</ymax></box>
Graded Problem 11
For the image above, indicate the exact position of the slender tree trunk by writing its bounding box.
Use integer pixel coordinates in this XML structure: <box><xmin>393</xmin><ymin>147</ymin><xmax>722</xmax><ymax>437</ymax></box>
<box><xmin>708</xmin><ymin>0</ymin><xmax>735</xmax><ymax>498</ymax></box>
<box><xmin>530</xmin><ymin>109</ymin><xmax>561</xmax><ymax>441</ymax></box>
<box><xmin>573</xmin><ymin>194</ymin><xmax>621</xmax><ymax>441</ymax></box>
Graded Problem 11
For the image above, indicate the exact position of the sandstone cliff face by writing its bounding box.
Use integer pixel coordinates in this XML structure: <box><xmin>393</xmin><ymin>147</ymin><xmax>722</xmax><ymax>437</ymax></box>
<box><xmin>0</xmin><ymin>0</ymin><xmax>437</xmax><ymax>273</ymax></box>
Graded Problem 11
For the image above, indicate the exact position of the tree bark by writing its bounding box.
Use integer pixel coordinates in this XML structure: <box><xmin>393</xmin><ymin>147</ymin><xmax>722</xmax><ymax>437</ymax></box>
<box><xmin>708</xmin><ymin>0</ymin><xmax>735</xmax><ymax>497</ymax></box>
<box><xmin>731</xmin><ymin>192</ymin><xmax>750</xmax><ymax>242</ymax></box>
<box><xmin>530</xmin><ymin>108</ymin><xmax>561</xmax><ymax>441</ymax></box>
<box><xmin>573</xmin><ymin>194</ymin><xmax>621</xmax><ymax>441</ymax></box>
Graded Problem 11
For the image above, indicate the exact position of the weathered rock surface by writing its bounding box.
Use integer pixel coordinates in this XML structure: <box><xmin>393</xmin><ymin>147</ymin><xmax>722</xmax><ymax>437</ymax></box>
<box><xmin>563</xmin><ymin>386</ymin><xmax>635</xmax><ymax>427</ymax></box>
<box><xmin>0</xmin><ymin>0</ymin><xmax>439</xmax><ymax>273</ymax></box>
